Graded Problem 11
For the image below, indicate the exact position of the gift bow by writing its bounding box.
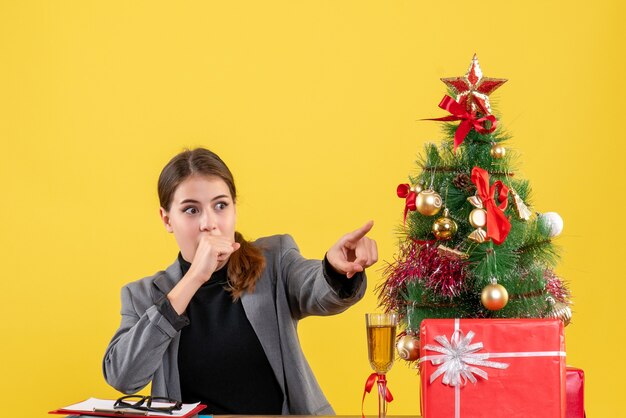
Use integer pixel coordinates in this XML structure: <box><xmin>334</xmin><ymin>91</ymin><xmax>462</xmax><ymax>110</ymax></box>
<box><xmin>397</xmin><ymin>183</ymin><xmax>417</xmax><ymax>224</ymax></box>
<box><xmin>421</xmin><ymin>330</ymin><xmax>509</xmax><ymax>386</ymax></box>
<box><xmin>426</xmin><ymin>96</ymin><xmax>498</xmax><ymax>152</ymax></box>
<box><xmin>361</xmin><ymin>372</ymin><xmax>393</xmax><ymax>418</ymax></box>
<box><xmin>471</xmin><ymin>167</ymin><xmax>511</xmax><ymax>245</ymax></box>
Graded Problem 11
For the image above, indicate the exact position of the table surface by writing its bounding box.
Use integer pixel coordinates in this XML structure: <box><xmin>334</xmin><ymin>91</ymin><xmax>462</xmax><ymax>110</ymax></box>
<box><xmin>69</xmin><ymin>415</ymin><xmax>422</xmax><ymax>418</ymax></box>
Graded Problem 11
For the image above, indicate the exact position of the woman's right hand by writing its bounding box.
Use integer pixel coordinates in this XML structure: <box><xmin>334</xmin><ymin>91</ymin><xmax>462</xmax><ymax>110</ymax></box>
<box><xmin>167</xmin><ymin>233</ymin><xmax>240</xmax><ymax>314</ymax></box>
<box><xmin>187</xmin><ymin>233</ymin><xmax>241</xmax><ymax>283</ymax></box>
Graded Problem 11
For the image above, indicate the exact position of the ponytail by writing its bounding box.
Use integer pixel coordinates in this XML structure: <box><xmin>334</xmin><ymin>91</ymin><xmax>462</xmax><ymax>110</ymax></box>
<box><xmin>226</xmin><ymin>232</ymin><xmax>266</xmax><ymax>301</ymax></box>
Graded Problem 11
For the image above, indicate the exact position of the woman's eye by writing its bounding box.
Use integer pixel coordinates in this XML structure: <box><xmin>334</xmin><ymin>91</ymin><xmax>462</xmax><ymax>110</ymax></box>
<box><xmin>183</xmin><ymin>207</ymin><xmax>199</xmax><ymax>215</ymax></box>
<box><xmin>215</xmin><ymin>202</ymin><xmax>228</xmax><ymax>210</ymax></box>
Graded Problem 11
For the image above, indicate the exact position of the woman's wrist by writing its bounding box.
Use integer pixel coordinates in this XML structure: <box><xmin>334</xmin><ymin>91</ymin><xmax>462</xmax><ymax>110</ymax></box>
<box><xmin>185</xmin><ymin>265</ymin><xmax>214</xmax><ymax>285</ymax></box>
<box><xmin>167</xmin><ymin>272</ymin><xmax>206</xmax><ymax>315</ymax></box>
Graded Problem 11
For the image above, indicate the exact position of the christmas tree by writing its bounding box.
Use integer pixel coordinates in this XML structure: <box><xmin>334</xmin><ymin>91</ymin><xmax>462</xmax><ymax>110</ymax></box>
<box><xmin>379</xmin><ymin>55</ymin><xmax>572</xmax><ymax>363</ymax></box>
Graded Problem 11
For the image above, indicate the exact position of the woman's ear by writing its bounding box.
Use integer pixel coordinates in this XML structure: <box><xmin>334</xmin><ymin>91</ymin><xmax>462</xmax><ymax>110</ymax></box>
<box><xmin>159</xmin><ymin>207</ymin><xmax>174</xmax><ymax>233</ymax></box>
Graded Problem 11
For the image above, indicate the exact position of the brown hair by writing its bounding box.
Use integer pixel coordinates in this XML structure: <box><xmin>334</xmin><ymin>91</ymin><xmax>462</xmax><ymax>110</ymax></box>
<box><xmin>158</xmin><ymin>148</ymin><xmax>266</xmax><ymax>300</ymax></box>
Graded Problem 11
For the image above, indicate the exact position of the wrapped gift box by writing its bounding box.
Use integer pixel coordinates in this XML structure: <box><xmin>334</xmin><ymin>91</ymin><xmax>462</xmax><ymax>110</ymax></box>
<box><xmin>420</xmin><ymin>318</ymin><xmax>566</xmax><ymax>418</ymax></box>
<box><xmin>566</xmin><ymin>367</ymin><xmax>585</xmax><ymax>418</ymax></box>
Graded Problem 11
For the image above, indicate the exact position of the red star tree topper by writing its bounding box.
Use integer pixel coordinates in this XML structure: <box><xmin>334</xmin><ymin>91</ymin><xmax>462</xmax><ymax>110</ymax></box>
<box><xmin>441</xmin><ymin>54</ymin><xmax>507</xmax><ymax>115</ymax></box>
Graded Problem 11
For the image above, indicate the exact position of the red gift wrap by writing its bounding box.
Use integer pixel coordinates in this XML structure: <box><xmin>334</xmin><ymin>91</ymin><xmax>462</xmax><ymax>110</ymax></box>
<box><xmin>419</xmin><ymin>319</ymin><xmax>566</xmax><ymax>418</ymax></box>
<box><xmin>566</xmin><ymin>367</ymin><xmax>585</xmax><ymax>418</ymax></box>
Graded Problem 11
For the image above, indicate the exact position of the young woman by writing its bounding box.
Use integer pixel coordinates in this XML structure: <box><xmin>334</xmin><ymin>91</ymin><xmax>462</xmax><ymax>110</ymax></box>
<box><xmin>102</xmin><ymin>148</ymin><xmax>377</xmax><ymax>415</ymax></box>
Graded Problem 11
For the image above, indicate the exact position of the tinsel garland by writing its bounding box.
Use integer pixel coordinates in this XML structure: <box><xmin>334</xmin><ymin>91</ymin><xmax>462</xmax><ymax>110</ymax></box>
<box><xmin>378</xmin><ymin>240</ymin><xmax>469</xmax><ymax>313</ymax></box>
<box><xmin>544</xmin><ymin>269</ymin><xmax>571</xmax><ymax>303</ymax></box>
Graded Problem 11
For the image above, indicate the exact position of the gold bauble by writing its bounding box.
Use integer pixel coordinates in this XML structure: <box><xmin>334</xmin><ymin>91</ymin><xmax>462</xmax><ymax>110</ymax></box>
<box><xmin>396</xmin><ymin>334</ymin><xmax>420</xmax><ymax>361</ymax></box>
<box><xmin>432</xmin><ymin>209</ymin><xmax>458</xmax><ymax>240</ymax></box>
<box><xmin>490</xmin><ymin>144</ymin><xmax>506</xmax><ymax>159</ymax></box>
<box><xmin>415</xmin><ymin>189</ymin><xmax>443</xmax><ymax>216</ymax></box>
<box><xmin>481</xmin><ymin>282</ymin><xmax>509</xmax><ymax>311</ymax></box>
<box><xmin>547</xmin><ymin>297</ymin><xmax>572</xmax><ymax>327</ymax></box>
<box><xmin>469</xmin><ymin>208</ymin><xmax>487</xmax><ymax>228</ymax></box>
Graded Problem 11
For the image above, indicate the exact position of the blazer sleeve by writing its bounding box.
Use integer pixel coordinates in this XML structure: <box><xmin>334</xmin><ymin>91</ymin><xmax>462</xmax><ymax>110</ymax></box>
<box><xmin>278</xmin><ymin>234</ymin><xmax>367</xmax><ymax>320</ymax></box>
<box><xmin>102</xmin><ymin>283</ymin><xmax>179</xmax><ymax>394</ymax></box>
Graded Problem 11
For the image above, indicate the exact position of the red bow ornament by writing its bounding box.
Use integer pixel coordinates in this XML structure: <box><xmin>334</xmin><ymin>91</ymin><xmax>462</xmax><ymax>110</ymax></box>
<box><xmin>397</xmin><ymin>183</ymin><xmax>419</xmax><ymax>224</ymax></box>
<box><xmin>361</xmin><ymin>373</ymin><xmax>393</xmax><ymax>418</ymax></box>
<box><xmin>470</xmin><ymin>167</ymin><xmax>511</xmax><ymax>245</ymax></box>
<box><xmin>426</xmin><ymin>96</ymin><xmax>498</xmax><ymax>152</ymax></box>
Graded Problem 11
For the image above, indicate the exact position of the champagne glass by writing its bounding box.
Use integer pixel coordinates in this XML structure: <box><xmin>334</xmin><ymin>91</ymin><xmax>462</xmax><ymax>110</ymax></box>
<box><xmin>366</xmin><ymin>313</ymin><xmax>398</xmax><ymax>418</ymax></box>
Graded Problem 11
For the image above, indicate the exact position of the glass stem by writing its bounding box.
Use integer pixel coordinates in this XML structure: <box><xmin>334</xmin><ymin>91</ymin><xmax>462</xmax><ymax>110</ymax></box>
<box><xmin>377</xmin><ymin>373</ymin><xmax>387</xmax><ymax>418</ymax></box>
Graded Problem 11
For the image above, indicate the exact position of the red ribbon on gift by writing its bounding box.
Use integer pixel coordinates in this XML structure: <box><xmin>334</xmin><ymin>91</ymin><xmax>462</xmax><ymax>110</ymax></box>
<box><xmin>362</xmin><ymin>373</ymin><xmax>393</xmax><ymax>418</ymax></box>
<box><xmin>425</xmin><ymin>96</ymin><xmax>498</xmax><ymax>152</ymax></box>
<box><xmin>397</xmin><ymin>183</ymin><xmax>417</xmax><ymax>224</ymax></box>
<box><xmin>471</xmin><ymin>167</ymin><xmax>511</xmax><ymax>245</ymax></box>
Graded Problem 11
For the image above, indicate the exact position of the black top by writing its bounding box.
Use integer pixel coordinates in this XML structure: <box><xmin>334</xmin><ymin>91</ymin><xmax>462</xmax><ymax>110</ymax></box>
<box><xmin>154</xmin><ymin>250</ymin><xmax>360</xmax><ymax>414</ymax></box>
<box><xmin>176</xmin><ymin>254</ymin><xmax>283</xmax><ymax>414</ymax></box>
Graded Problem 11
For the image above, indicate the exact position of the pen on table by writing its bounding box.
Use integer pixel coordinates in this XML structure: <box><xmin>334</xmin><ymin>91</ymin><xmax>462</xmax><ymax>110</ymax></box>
<box><xmin>93</xmin><ymin>407</ymin><xmax>149</xmax><ymax>415</ymax></box>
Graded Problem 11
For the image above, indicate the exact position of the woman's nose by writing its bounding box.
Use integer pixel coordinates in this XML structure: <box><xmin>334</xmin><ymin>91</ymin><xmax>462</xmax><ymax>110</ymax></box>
<box><xmin>200</xmin><ymin>212</ymin><xmax>218</xmax><ymax>232</ymax></box>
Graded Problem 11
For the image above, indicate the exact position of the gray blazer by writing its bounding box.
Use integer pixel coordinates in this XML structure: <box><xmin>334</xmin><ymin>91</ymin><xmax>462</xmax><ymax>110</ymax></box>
<box><xmin>102</xmin><ymin>234</ymin><xmax>366</xmax><ymax>415</ymax></box>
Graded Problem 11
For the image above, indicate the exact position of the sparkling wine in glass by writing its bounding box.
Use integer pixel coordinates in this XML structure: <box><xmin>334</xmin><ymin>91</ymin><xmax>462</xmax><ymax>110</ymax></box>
<box><xmin>366</xmin><ymin>313</ymin><xmax>397</xmax><ymax>418</ymax></box>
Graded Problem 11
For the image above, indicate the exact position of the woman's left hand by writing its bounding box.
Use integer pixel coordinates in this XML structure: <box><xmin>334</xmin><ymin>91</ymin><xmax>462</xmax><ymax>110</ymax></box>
<box><xmin>326</xmin><ymin>220</ymin><xmax>378</xmax><ymax>279</ymax></box>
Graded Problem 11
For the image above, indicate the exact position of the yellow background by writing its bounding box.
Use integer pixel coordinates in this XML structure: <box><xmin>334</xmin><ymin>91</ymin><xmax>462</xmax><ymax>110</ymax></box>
<box><xmin>1</xmin><ymin>1</ymin><xmax>624</xmax><ymax>417</ymax></box>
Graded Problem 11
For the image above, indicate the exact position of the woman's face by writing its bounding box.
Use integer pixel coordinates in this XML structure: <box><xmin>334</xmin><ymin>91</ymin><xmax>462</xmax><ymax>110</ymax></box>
<box><xmin>159</xmin><ymin>175</ymin><xmax>236</xmax><ymax>263</ymax></box>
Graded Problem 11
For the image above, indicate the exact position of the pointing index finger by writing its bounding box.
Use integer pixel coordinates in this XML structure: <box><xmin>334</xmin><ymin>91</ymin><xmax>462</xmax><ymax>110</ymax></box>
<box><xmin>344</xmin><ymin>220</ymin><xmax>374</xmax><ymax>243</ymax></box>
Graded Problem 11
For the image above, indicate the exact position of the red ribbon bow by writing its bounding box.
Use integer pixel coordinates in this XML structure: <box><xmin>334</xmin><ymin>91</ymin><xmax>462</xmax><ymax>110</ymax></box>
<box><xmin>362</xmin><ymin>373</ymin><xmax>393</xmax><ymax>418</ymax></box>
<box><xmin>426</xmin><ymin>96</ymin><xmax>498</xmax><ymax>152</ymax></box>
<box><xmin>397</xmin><ymin>183</ymin><xmax>417</xmax><ymax>224</ymax></box>
<box><xmin>471</xmin><ymin>167</ymin><xmax>511</xmax><ymax>245</ymax></box>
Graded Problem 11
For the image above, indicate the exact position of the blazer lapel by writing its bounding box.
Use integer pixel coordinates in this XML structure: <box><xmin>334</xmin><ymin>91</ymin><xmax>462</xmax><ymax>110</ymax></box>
<box><xmin>149</xmin><ymin>259</ymin><xmax>184</xmax><ymax>399</ymax></box>
<box><xmin>152</xmin><ymin>259</ymin><xmax>183</xmax><ymax>301</ymax></box>
<box><xmin>241</xmin><ymin>273</ymin><xmax>286</xmax><ymax>396</ymax></box>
